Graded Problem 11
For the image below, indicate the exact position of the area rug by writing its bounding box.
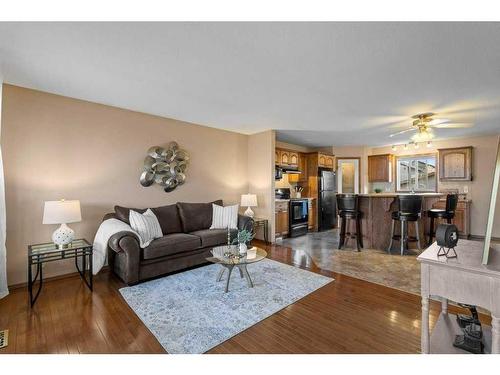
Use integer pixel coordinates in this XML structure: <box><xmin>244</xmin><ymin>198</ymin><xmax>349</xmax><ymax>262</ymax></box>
<box><xmin>119</xmin><ymin>258</ymin><xmax>333</xmax><ymax>354</ymax></box>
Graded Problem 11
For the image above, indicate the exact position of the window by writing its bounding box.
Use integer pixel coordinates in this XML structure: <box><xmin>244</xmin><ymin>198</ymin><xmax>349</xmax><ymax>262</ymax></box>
<box><xmin>396</xmin><ymin>154</ymin><xmax>437</xmax><ymax>192</ymax></box>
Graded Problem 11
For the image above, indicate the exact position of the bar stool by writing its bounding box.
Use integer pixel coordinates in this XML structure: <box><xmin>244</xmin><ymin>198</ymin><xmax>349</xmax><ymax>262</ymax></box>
<box><xmin>388</xmin><ymin>195</ymin><xmax>423</xmax><ymax>255</ymax></box>
<box><xmin>427</xmin><ymin>194</ymin><xmax>458</xmax><ymax>245</ymax></box>
<box><xmin>336</xmin><ymin>194</ymin><xmax>363</xmax><ymax>251</ymax></box>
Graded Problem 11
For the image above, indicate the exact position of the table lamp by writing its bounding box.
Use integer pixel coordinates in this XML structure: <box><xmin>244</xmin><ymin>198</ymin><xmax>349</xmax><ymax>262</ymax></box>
<box><xmin>43</xmin><ymin>200</ymin><xmax>82</xmax><ymax>248</ymax></box>
<box><xmin>241</xmin><ymin>194</ymin><xmax>257</xmax><ymax>218</ymax></box>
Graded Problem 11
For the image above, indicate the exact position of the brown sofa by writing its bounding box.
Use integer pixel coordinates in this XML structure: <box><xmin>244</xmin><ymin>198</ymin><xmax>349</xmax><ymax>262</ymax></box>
<box><xmin>104</xmin><ymin>200</ymin><xmax>254</xmax><ymax>285</ymax></box>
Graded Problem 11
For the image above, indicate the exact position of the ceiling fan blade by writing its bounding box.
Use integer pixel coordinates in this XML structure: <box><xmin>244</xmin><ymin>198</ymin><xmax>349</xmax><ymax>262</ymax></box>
<box><xmin>428</xmin><ymin>118</ymin><xmax>450</xmax><ymax>126</ymax></box>
<box><xmin>364</xmin><ymin>115</ymin><xmax>409</xmax><ymax>128</ymax></box>
<box><xmin>431</xmin><ymin>122</ymin><xmax>473</xmax><ymax>129</ymax></box>
<box><xmin>389</xmin><ymin>128</ymin><xmax>416</xmax><ymax>137</ymax></box>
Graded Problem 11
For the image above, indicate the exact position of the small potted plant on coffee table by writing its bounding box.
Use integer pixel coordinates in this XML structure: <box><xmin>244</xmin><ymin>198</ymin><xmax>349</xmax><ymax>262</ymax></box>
<box><xmin>232</xmin><ymin>229</ymin><xmax>254</xmax><ymax>254</ymax></box>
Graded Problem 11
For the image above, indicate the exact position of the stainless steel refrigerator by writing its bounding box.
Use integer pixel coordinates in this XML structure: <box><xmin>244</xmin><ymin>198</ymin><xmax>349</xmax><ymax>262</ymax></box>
<box><xmin>318</xmin><ymin>168</ymin><xmax>337</xmax><ymax>231</ymax></box>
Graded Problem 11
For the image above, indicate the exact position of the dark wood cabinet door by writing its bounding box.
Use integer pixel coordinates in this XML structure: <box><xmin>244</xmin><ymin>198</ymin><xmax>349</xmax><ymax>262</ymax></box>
<box><xmin>431</xmin><ymin>200</ymin><xmax>470</xmax><ymax>237</ymax></box>
<box><xmin>368</xmin><ymin>154</ymin><xmax>392</xmax><ymax>182</ymax></box>
<box><xmin>298</xmin><ymin>153</ymin><xmax>308</xmax><ymax>182</ymax></box>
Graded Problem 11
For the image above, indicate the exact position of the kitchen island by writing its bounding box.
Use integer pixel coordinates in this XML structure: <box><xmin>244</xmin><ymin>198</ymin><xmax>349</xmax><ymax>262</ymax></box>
<box><xmin>355</xmin><ymin>193</ymin><xmax>444</xmax><ymax>251</ymax></box>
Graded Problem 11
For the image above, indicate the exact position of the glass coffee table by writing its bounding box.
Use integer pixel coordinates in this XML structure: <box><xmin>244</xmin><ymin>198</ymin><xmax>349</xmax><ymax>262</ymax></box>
<box><xmin>206</xmin><ymin>245</ymin><xmax>267</xmax><ymax>293</ymax></box>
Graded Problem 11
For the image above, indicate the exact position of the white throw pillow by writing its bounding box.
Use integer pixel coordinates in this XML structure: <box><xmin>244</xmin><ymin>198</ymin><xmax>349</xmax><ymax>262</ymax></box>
<box><xmin>129</xmin><ymin>209</ymin><xmax>163</xmax><ymax>247</ymax></box>
<box><xmin>210</xmin><ymin>204</ymin><xmax>239</xmax><ymax>229</ymax></box>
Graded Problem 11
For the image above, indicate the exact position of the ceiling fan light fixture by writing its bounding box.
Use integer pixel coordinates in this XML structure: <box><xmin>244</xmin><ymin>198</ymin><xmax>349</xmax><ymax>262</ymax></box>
<box><xmin>412</xmin><ymin>128</ymin><xmax>434</xmax><ymax>142</ymax></box>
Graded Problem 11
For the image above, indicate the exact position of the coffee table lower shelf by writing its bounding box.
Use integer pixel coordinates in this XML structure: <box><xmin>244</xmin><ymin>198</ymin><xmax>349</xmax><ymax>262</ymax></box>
<box><xmin>430</xmin><ymin>313</ymin><xmax>491</xmax><ymax>354</ymax></box>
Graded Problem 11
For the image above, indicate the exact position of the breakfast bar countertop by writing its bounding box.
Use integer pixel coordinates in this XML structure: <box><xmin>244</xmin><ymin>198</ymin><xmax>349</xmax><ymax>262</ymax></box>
<box><xmin>359</xmin><ymin>192</ymin><xmax>444</xmax><ymax>197</ymax></box>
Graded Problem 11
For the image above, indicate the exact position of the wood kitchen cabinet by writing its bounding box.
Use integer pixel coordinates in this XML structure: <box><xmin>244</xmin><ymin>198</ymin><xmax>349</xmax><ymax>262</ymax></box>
<box><xmin>368</xmin><ymin>154</ymin><xmax>393</xmax><ymax>182</ymax></box>
<box><xmin>280</xmin><ymin>150</ymin><xmax>290</xmax><ymax>166</ymax></box>
<box><xmin>307</xmin><ymin>199</ymin><xmax>317</xmax><ymax>231</ymax></box>
<box><xmin>289</xmin><ymin>152</ymin><xmax>299</xmax><ymax>167</ymax></box>
<box><xmin>439</xmin><ymin>146</ymin><xmax>473</xmax><ymax>181</ymax></box>
<box><xmin>275</xmin><ymin>200</ymin><xmax>289</xmax><ymax>237</ymax></box>
<box><xmin>431</xmin><ymin>199</ymin><xmax>471</xmax><ymax>238</ymax></box>
<box><xmin>297</xmin><ymin>153</ymin><xmax>308</xmax><ymax>182</ymax></box>
<box><xmin>317</xmin><ymin>153</ymin><xmax>335</xmax><ymax>169</ymax></box>
<box><xmin>275</xmin><ymin>148</ymin><xmax>298</xmax><ymax>167</ymax></box>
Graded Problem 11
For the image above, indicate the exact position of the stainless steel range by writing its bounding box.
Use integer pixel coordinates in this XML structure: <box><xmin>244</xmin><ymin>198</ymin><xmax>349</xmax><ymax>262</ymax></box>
<box><xmin>275</xmin><ymin>188</ymin><xmax>309</xmax><ymax>238</ymax></box>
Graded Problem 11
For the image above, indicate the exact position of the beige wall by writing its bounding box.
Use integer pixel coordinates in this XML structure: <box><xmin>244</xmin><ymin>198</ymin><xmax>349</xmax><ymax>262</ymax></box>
<box><xmin>371</xmin><ymin>135</ymin><xmax>500</xmax><ymax>237</ymax></box>
<box><xmin>1</xmin><ymin>85</ymin><xmax>250</xmax><ymax>285</ymax></box>
<box><xmin>248</xmin><ymin>130</ymin><xmax>275</xmax><ymax>242</ymax></box>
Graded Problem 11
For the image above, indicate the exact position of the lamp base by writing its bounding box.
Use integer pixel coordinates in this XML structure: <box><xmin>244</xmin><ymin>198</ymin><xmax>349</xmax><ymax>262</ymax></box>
<box><xmin>52</xmin><ymin>223</ymin><xmax>75</xmax><ymax>248</ymax></box>
<box><xmin>244</xmin><ymin>207</ymin><xmax>255</xmax><ymax>218</ymax></box>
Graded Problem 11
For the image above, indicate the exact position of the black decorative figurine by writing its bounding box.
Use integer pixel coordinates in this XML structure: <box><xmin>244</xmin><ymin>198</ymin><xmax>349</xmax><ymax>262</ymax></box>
<box><xmin>436</xmin><ymin>223</ymin><xmax>459</xmax><ymax>258</ymax></box>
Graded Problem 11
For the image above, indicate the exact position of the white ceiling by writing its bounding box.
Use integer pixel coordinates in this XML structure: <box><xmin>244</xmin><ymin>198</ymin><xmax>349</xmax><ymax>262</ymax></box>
<box><xmin>1</xmin><ymin>22</ymin><xmax>500</xmax><ymax>147</ymax></box>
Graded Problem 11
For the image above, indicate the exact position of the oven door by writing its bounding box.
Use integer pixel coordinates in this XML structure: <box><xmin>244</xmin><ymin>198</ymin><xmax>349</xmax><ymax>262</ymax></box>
<box><xmin>290</xmin><ymin>200</ymin><xmax>308</xmax><ymax>225</ymax></box>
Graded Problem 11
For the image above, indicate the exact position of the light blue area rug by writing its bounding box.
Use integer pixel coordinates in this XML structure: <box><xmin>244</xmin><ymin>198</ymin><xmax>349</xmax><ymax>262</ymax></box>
<box><xmin>119</xmin><ymin>258</ymin><xmax>333</xmax><ymax>354</ymax></box>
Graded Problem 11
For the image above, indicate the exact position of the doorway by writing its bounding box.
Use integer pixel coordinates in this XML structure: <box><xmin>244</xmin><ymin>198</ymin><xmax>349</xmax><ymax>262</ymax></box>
<box><xmin>337</xmin><ymin>158</ymin><xmax>360</xmax><ymax>194</ymax></box>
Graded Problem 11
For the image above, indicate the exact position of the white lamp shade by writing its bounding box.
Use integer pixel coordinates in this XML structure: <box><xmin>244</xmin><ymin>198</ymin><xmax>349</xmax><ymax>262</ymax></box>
<box><xmin>43</xmin><ymin>200</ymin><xmax>82</xmax><ymax>224</ymax></box>
<box><xmin>241</xmin><ymin>194</ymin><xmax>258</xmax><ymax>207</ymax></box>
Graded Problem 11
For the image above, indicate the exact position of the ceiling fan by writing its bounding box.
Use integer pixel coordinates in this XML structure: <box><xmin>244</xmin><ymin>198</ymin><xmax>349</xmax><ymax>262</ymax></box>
<box><xmin>388</xmin><ymin>112</ymin><xmax>472</xmax><ymax>141</ymax></box>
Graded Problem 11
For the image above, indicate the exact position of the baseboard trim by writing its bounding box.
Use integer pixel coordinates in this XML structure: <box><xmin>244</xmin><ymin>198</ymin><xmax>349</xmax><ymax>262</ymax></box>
<box><xmin>8</xmin><ymin>266</ymin><xmax>109</xmax><ymax>291</ymax></box>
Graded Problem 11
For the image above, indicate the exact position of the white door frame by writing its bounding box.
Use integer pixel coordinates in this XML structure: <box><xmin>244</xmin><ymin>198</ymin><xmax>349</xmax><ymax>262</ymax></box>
<box><xmin>337</xmin><ymin>158</ymin><xmax>360</xmax><ymax>194</ymax></box>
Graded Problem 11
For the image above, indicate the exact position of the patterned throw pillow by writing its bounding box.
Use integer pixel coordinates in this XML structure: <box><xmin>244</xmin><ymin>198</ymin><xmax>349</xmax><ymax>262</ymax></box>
<box><xmin>129</xmin><ymin>209</ymin><xmax>163</xmax><ymax>247</ymax></box>
<box><xmin>210</xmin><ymin>204</ymin><xmax>239</xmax><ymax>229</ymax></box>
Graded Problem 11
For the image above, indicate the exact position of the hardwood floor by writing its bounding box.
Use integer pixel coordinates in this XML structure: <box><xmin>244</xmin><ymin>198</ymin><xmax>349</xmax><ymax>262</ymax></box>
<box><xmin>0</xmin><ymin>240</ymin><xmax>490</xmax><ymax>354</ymax></box>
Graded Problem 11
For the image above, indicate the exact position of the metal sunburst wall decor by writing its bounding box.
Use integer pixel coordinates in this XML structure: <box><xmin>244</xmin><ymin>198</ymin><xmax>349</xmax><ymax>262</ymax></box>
<box><xmin>139</xmin><ymin>142</ymin><xmax>189</xmax><ymax>192</ymax></box>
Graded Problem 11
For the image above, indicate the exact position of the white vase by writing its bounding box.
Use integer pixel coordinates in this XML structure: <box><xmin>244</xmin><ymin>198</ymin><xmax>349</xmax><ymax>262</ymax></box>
<box><xmin>52</xmin><ymin>223</ymin><xmax>75</xmax><ymax>249</ymax></box>
<box><xmin>239</xmin><ymin>242</ymin><xmax>248</xmax><ymax>254</ymax></box>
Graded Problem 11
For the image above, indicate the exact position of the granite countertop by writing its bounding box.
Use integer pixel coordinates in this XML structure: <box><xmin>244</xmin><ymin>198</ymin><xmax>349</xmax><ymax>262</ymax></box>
<box><xmin>275</xmin><ymin>197</ymin><xmax>315</xmax><ymax>202</ymax></box>
<box><xmin>359</xmin><ymin>193</ymin><xmax>444</xmax><ymax>197</ymax></box>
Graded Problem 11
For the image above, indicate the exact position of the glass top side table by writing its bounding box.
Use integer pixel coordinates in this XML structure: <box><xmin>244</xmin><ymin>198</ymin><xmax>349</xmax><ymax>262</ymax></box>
<box><xmin>28</xmin><ymin>238</ymin><xmax>93</xmax><ymax>307</ymax></box>
<box><xmin>252</xmin><ymin>217</ymin><xmax>269</xmax><ymax>243</ymax></box>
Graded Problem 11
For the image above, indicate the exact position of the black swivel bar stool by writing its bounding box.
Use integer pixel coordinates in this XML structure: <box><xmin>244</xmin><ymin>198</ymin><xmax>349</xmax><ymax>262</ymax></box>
<box><xmin>337</xmin><ymin>194</ymin><xmax>363</xmax><ymax>251</ymax></box>
<box><xmin>387</xmin><ymin>195</ymin><xmax>423</xmax><ymax>255</ymax></box>
<box><xmin>427</xmin><ymin>194</ymin><xmax>458</xmax><ymax>245</ymax></box>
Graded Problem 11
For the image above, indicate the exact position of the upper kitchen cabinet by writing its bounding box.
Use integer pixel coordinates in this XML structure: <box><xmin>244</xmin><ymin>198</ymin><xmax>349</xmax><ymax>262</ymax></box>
<box><xmin>297</xmin><ymin>153</ymin><xmax>308</xmax><ymax>182</ymax></box>
<box><xmin>317</xmin><ymin>152</ymin><xmax>335</xmax><ymax>169</ymax></box>
<box><xmin>289</xmin><ymin>152</ymin><xmax>308</xmax><ymax>183</ymax></box>
<box><xmin>439</xmin><ymin>146</ymin><xmax>473</xmax><ymax>181</ymax></box>
<box><xmin>368</xmin><ymin>154</ymin><xmax>393</xmax><ymax>182</ymax></box>
<box><xmin>280</xmin><ymin>150</ymin><xmax>290</xmax><ymax>165</ymax></box>
<box><xmin>275</xmin><ymin>148</ymin><xmax>299</xmax><ymax>167</ymax></box>
<box><xmin>289</xmin><ymin>152</ymin><xmax>299</xmax><ymax>166</ymax></box>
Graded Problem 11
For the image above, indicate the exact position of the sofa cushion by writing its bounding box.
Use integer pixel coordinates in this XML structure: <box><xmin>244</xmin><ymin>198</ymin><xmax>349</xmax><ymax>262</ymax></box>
<box><xmin>142</xmin><ymin>233</ymin><xmax>202</xmax><ymax>260</ymax></box>
<box><xmin>115</xmin><ymin>203</ymin><xmax>183</xmax><ymax>235</ymax></box>
<box><xmin>150</xmin><ymin>204</ymin><xmax>183</xmax><ymax>235</ymax></box>
<box><xmin>190</xmin><ymin>228</ymin><xmax>237</xmax><ymax>248</ymax></box>
<box><xmin>177</xmin><ymin>200</ymin><xmax>223</xmax><ymax>233</ymax></box>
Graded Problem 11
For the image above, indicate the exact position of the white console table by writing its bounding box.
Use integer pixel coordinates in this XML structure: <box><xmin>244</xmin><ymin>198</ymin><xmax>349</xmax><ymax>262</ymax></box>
<box><xmin>418</xmin><ymin>240</ymin><xmax>500</xmax><ymax>354</ymax></box>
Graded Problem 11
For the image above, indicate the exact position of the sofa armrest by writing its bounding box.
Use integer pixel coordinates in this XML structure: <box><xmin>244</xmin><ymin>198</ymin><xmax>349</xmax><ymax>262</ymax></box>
<box><xmin>238</xmin><ymin>214</ymin><xmax>254</xmax><ymax>232</ymax></box>
<box><xmin>103</xmin><ymin>212</ymin><xmax>118</xmax><ymax>222</ymax></box>
<box><xmin>108</xmin><ymin>231</ymin><xmax>141</xmax><ymax>284</ymax></box>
